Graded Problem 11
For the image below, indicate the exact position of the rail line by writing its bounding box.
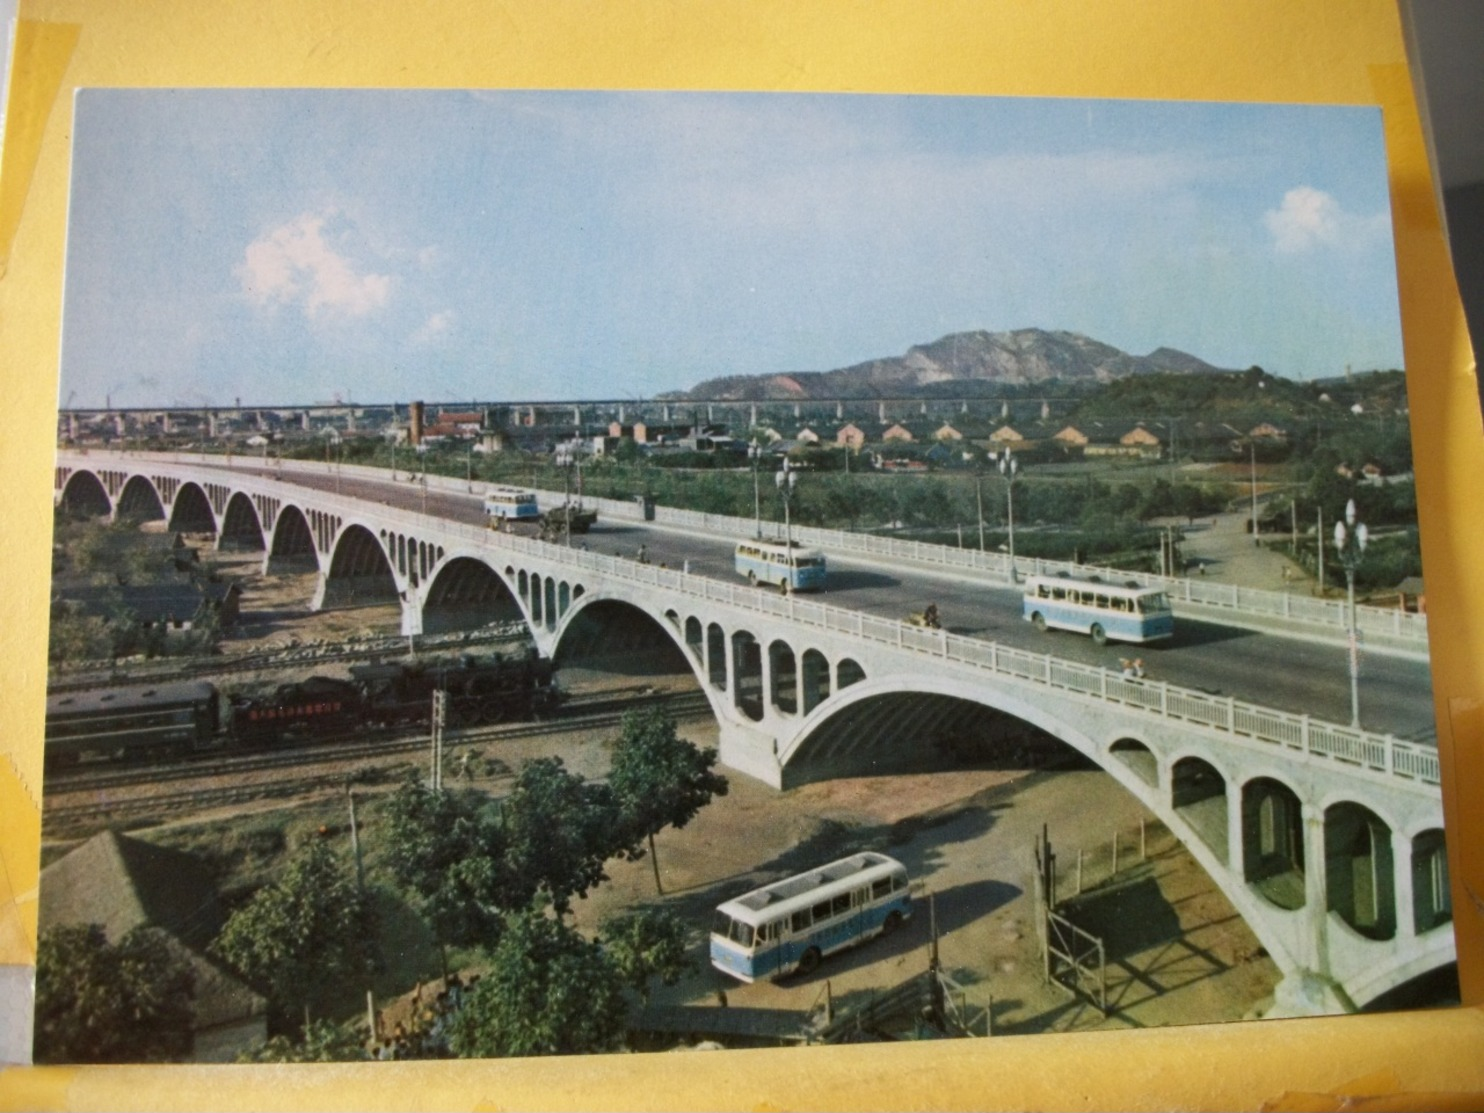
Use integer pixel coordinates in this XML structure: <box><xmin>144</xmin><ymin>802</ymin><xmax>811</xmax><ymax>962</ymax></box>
<box><xmin>42</xmin><ymin>688</ymin><xmax>713</xmax><ymax>833</ymax></box>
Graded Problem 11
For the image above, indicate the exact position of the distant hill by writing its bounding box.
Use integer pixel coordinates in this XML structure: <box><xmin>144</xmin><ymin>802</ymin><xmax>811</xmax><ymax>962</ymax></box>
<box><xmin>675</xmin><ymin>329</ymin><xmax>1233</xmax><ymax>401</ymax></box>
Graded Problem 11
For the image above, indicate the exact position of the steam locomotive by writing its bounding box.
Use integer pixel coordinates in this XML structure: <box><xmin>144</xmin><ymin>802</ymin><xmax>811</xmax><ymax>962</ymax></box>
<box><xmin>44</xmin><ymin>651</ymin><xmax>560</xmax><ymax>769</ymax></box>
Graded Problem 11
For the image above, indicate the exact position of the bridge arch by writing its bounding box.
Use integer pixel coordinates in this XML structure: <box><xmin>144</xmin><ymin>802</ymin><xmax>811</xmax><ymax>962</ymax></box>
<box><xmin>1170</xmin><ymin>754</ymin><xmax>1232</xmax><ymax>864</ymax></box>
<box><xmin>219</xmin><ymin>490</ymin><xmax>266</xmax><ymax>552</ymax></box>
<box><xmin>56</xmin><ymin>469</ymin><xmax>114</xmax><ymax>518</ymax></box>
<box><xmin>1108</xmin><ymin>735</ymin><xmax>1159</xmax><ymax>789</ymax></box>
<box><xmin>421</xmin><ymin>555</ymin><xmax>524</xmax><ymax>634</ymax></box>
<box><xmin>116</xmin><ymin>474</ymin><xmax>166</xmax><ymax>522</ymax></box>
<box><xmin>167</xmin><ymin>481</ymin><xmax>217</xmax><ymax>535</ymax></box>
<box><xmin>267</xmin><ymin>504</ymin><xmax>318</xmax><ymax>572</ymax></box>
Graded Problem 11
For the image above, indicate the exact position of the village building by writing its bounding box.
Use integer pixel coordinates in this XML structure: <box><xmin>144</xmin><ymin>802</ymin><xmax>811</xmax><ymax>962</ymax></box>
<box><xmin>988</xmin><ymin>425</ymin><xmax>1024</xmax><ymax>445</ymax></box>
<box><xmin>834</xmin><ymin>423</ymin><xmax>867</xmax><ymax>450</ymax></box>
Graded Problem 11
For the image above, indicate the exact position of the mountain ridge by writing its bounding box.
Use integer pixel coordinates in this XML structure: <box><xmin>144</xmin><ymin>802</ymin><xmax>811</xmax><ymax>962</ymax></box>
<box><xmin>673</xmin><ymin>328</ymin><xmax>1234</xmax><ymax>400</ymax></box>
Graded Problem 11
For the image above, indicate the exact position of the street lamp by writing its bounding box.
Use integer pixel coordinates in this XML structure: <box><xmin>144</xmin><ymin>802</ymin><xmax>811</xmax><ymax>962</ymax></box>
<box><xmin>998</xmin><ymin>448</ymin><xmax>1019</xmax><ymax>583</ymax></box>
<box><xmin>555</xmin><ymin>442</ymin><xmax>578</xmax><ymax>546</ymax></box>
<box><xmin>748</xmin><ymin>439</ymin><xmax>764</xmax><ymax>539</ymax></box>
<box><xmin>775</xmin><ymin>458</ymin><xmax>799</xmax><ymax>550</ymax></box>
<box><xmin>1334</xmin><ymin>498</ymin><xmax>1368</xmax><ymax>728</ymax></box>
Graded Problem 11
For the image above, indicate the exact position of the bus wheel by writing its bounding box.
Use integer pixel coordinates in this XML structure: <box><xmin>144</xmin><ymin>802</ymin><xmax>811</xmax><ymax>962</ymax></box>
<box><xmin>796</xmin><ymin>947</ymin><xmax>821</xmax><ymax>976</ymax></box>
<box><xmin>881</xmin><ymin>911</ymin><xmax>903</xmax><ymax>936</ymax></box>
<box><xmin>1031</xmin><ymin>612</ymin><xmax>1047</xmax><ymax>633</ymax></box>
<box><xmin>1090</xmin><ymin>623</ymin><xmax>1107</xmax><ymax>646</ymax></box>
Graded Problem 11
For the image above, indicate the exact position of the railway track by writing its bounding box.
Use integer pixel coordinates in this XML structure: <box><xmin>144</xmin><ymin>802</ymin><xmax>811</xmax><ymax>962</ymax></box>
<box><xmin>42</xmin><ymin>687</ymin><xmax>712</xmax><ymax>833</ymax></box>
<box><xmin>45</xmin><ymin>625</ymin><xmax>534</xmax><ymax>693</ymax></box>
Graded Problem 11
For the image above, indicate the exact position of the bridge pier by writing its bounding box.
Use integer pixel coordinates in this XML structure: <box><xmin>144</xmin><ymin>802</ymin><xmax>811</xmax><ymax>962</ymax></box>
<box><xmin>717</xmin><ymin>720</ymin><xmax>784</xmax><ymax>789</ymax></box>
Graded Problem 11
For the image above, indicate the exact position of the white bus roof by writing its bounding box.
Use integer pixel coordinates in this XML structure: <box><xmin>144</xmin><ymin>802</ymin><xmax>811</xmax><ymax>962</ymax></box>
<box><xmin>735</xmin><ymin>538</ymin><xmax>824</xmax><ymax>559</ymax></box>
<box><xmin>716</xmin><ymin>852</ymin><xmax>905</xmax><ymax>924</ymax></box>
<box><xmin>1024</xmin><ymin>573</ymin><xmax>1167</xmax><ymax>598</ymax></box>
<box><xmin>484</xmin><ymin>487</ymin><xmax>536</xmax><ymax>498</ymax></box>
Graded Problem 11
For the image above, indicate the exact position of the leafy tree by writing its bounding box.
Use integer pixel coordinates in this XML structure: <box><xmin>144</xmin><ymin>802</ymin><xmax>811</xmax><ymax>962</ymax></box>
<box><xmin>608</xmin><ymin>706</ymin><xmax>728</xmax><ymax>894</ymax></box>
<box><xmin>502</xmin><ymin>756</ymin><xmax>624</xmax><ymax>915</ymax></box>
<box><xmin>34</xmin><ymin>924</ymin><xmax>195</xmax><ymax>1064</ymax></box>
<box><xmin>446</xmin><ymin>903</ymin><xmax>628</xmax><ymax>1058</ymax></box>
<box><xmin>237</xmin><ymin>1018</ymin><xmax>368</xmax><ymax>1063</ymax></box>
<box><xmin>599</xmin><ymin>908</ymin><xmax>695</xmax><ymax>1004</ymax></box>
<box><xmin>381</xmin><ymin>777</ymin><xmax>514</xmax><ymax>952</ymax></box>
<box><xmin>212</xmin><ymin>839</ymin><xmax>376</xmax><ymax>1030</ymax></box>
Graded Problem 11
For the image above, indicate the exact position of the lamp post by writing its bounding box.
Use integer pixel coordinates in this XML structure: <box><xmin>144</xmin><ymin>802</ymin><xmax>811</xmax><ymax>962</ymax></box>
<box><xmin>748</xmin><ymin>439</ymin><xmax>764</xmax><ymax>539</ymax></box>
<box><xmin>1334</xmin><ymin>498</ymin><xmax>1368</xmax><ymax>728</ymax></box>
<box><xmin>776</xmin><ymin>458</ymin><xmax>799</xmax><ymax>550</ymax></box>
<box><xmin>998</xmin><ymin>448</ymin><xmax>1019</xmax><ymax>583</ymax></box>
<box><xmin>466</xmin><ymin>444</ymin><xmax>474</xmax><ymax>493</ymax></box>
<box><xmin>555</xmin><ymin>442</ymin><xmax>578</xmax><ymax>546</ymax></box>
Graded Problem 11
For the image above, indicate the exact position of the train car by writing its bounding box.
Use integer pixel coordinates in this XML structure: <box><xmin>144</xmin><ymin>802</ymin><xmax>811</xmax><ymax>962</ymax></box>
<box><xmin>227</xmin><ymin>675</ymin><xmax>365</xmax><ymax>745</ymax></box>
<box><xmin>350</xmin><ymin>650</ymin><xmax>559</xmax><ymax>727</ymax></box>
<box><xmin>45</xmin><ymin>680</ymin><xmax>221</xmax><ymax>768</ymax></box>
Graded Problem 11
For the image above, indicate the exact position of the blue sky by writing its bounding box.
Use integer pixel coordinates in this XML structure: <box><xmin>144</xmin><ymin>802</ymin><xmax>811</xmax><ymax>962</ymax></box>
<box><xmin>60</xmin><ymin>90</ymin><xmax>1403</xmax><ymax>408</ymax></box>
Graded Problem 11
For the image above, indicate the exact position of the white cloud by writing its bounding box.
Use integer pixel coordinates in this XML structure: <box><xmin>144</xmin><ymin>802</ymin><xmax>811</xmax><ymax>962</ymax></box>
<box><xmin>412</xmin><ymin>309</ymin><xmax>455</xmax><ymax>344</ymax></box>
<box><xmin>1263</xmin><ymin>186</ymin><xmax>1389</xmax><ymax>255</ymax></box>
<box><xmin>236</xmin><ymin>212</ymin><xmax>392</xmax><ymax>318</ymax></box>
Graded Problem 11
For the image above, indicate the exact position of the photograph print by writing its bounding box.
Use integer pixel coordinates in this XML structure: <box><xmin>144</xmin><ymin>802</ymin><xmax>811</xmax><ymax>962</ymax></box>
<box><xmin>38</xmin><ymin>88</ymin><xmax>1453</xmax><ymax>1064</ymax></box>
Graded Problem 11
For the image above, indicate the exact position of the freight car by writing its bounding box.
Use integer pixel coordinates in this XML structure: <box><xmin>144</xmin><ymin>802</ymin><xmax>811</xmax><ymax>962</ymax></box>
<box><xmin>44</xmin><ymin>651</ymin><xmax>560</xmax><ymax>769</ymax></box>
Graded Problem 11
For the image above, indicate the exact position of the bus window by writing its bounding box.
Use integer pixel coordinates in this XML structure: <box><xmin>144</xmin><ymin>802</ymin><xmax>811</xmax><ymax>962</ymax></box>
<box><xmin>830</xmin><ymin>892</ymin><xmax>852</xmax><ymax>917</ymax></box>
<box><xmin>791</xmin><ymin>909</ymin><xmax>812</xmax><ymax>933</ymax></box>
<box><xmin>811</xmin><ymin>899</ymin><xmax>833</xmax><ymax>923</ymax></box>
<box><xmin>871</xmin><ymin>877</ymin><xmax>893</xmax><ymax>900</ymax></box>
<box><xmin>729</xmin><ymin>920</ymin><xmax>754</xmax><ymax>947</ymax></box>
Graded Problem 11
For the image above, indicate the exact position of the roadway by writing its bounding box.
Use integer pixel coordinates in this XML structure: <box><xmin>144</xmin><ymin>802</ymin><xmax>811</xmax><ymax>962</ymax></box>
<box><xmin>230</xmin><ymin>463</ymin><xmax>1440</xmax><ymax>745</ymax></box>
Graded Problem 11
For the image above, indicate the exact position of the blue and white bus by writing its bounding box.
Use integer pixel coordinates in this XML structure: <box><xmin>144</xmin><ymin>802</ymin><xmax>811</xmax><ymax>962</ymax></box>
<box><xmin>483</xmin><ymin>487</ymin><xmax>540</xmax><ymax>524</ymax></box>
<box><xmin>710</xmin><ymin>852</ymin><xmax>911</xmax><ymax>982</ymax></box>
<box><xmin>734</xmin><ymin>539</ymin><xmax>827</xmax><ymax>594</ymax></box>
<box><xmin>1022</xmin><ymin>573</ymin><xmax>1174</xmax><ymax>646</ymax></box>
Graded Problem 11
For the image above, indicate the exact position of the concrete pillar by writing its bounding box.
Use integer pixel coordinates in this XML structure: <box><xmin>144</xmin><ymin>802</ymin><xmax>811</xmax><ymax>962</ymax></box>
<box><xmin>760</xmin><ymin>639</ymin><xmax>775</xmax><ymax>718</ymax></box>
<box><xmin>1227</xmin><ymin>781</ymin><xmax>1245</xmax><ymax>874</ymax></box>
<box><xmin>400</xmin><ymin>590</ymin><xmax>424</xmax><ymax>637</ymax></box>
<box><xmin>1392</xmin><ymin>828</ymin><xmax>1416</xmax><ymax>938</ymax></box>
<box><xmin>724</xmin><ymin>630</ymin><xmax>738</xmax><ymax>710</ymax></box>
<box><xmin>836</xmin><ymin>400</ymin><xmax>844</xmax><ymax>419</ymax></box>
<box><xmin>1301</xmin><ymin>802</ymin><xmax>1330</xmax><ymax>975</ymax></box>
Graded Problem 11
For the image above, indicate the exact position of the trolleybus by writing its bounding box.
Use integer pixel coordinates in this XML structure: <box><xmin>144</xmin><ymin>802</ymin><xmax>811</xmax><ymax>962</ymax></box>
<box><xmin>710</xmin><ymin>852</ymin><xmax>911</xmax><ymax>982</ymax></box>
<box><xmin>1022</xmin><ymin>573</ymin><xmax>1174</xmax><ymax>645</ymax></box>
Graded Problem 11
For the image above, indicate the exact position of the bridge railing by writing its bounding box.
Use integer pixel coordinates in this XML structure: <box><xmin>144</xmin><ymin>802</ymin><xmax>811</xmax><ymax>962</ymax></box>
<box><xmin>648</xmin><ymin>505</ymin><xmax>1426</xmax><ymax>646</ymax></box>
<box><xmin>70</xmin><ymin>450</ymin><xmax>1426</xmax><ymax>646</ymax></box>
<box><xmin>395</xmin><ymin>501</ymin><xmax>1437</xmax><ymax>791</ymax></box>
<box><xmin>58</xmin><ymin>453</ymin><xmax>1439</xmax><ymax>789</ymax></box>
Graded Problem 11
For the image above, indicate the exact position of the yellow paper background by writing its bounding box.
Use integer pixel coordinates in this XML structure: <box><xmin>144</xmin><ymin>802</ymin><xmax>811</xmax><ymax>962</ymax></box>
<box><xmin>2</xmin><ymin>1</ymin><xmax>1482</xmax><ymax>1108</ymax></box>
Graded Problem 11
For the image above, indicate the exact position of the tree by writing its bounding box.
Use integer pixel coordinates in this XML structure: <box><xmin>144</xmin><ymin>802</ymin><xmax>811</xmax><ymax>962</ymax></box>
<box><xmin>446</xmin><ymin>903</ymin><xmax>628</xmax><ymax>1058</ymax></box>
<box><xmin>608</xmin><ymin>705</ymin><xmax>729</xmax><ymax>894</ymax></box>
<box><xmin>501</xmin><ymin>756</ymin><xmax>625</xmax><ymax>915</ymax></box>
<box><xmin>381</xmin><ymin>776</ymin><xmax>513</xmax><ymax>951</ymax></box>
<box><xmin>237</xmin><ymin>1018</ymin><xmax>368</xmax><ymax>1063</ymax></box>
<box><xmin>34</xmin><ymin>924</ymin><xmax>195</xmax><ymax>1064</ymax></box>
<box><xmin>212</xmin><ymin>839</ymin><xmax>376</xmax><ymax>1030</ymax></box>
<box><xmin>599</xmin><ymin>908</ymin><xmax>695</xmax><ymax>1004</ymax></box>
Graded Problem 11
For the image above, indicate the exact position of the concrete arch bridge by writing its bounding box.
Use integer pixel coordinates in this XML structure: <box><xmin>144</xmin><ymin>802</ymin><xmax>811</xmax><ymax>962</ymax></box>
<box><xmin>54</xmin><ymin>453</ymin><xmax>1452</xmax><ymax>1017</ymax></box>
